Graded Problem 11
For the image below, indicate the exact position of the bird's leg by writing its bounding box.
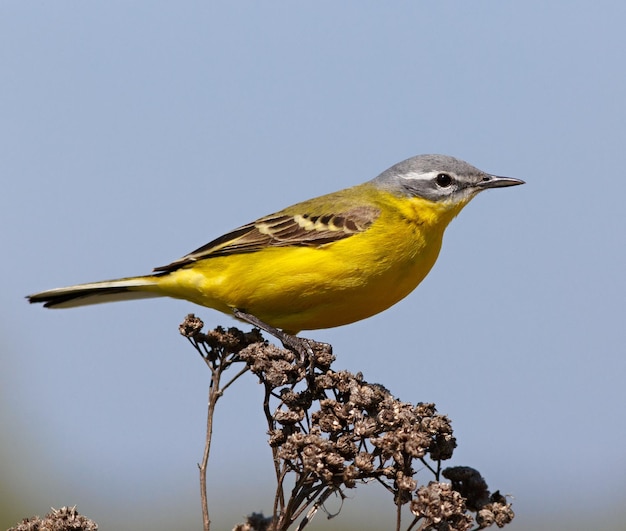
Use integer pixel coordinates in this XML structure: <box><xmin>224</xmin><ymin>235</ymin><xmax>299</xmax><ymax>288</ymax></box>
<box><xmin>233</xmin><ymin>309</ymin><xmax>320</xmax><ymax>362</ymax></box>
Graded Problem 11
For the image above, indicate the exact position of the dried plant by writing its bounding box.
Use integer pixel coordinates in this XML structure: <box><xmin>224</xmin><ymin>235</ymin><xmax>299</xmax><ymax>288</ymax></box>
<box><xmin>8</xmin><ymin>506</ymin><xmax>98</xmax><ymax>531</ymax></box>
<box><xmin>179</xmin><ymin>314</ymin><xmax>514</xmax><ymax>531</ymax></box>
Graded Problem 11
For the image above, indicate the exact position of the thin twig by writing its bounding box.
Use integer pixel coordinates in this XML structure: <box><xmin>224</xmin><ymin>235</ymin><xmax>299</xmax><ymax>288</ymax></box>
<box><xmin>405</xmin><ymin>515</ymin><xmax>420</xmax><ymax>531</ymax></box>
<box><xmin>221</xmin><ymin>365</ymin><xmax>250</xmax><ymax>393</ymax></box>
<box><xmin>273</xmin><ymin>466</ymin><xmax>289</xmax><ymax>528</ymax></box>
<box><xmin>199</xmin><ymin>367</ymin><xmax>221</xmax><ymax>531</ymax></box>
<box><xmin>285</xmin><ymin>479</ymin><xmax>326</xmax><ymax>525</ymax></box>
<box><xmin>396</xmin><ymin>499</ymin><xmax>401</xmax><ymax>531</ymax></box>
<box><xmin>419</xmin><ymin>457</ymin><xmax>439</xmax><ymax>478</ymax></box>
<box><xmin>294</xmin><ymin>487</ymin><xmax>335</xmax><ymax>531</ymax></box>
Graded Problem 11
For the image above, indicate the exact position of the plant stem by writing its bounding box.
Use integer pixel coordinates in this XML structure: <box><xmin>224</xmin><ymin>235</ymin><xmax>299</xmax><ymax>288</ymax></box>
<box><xmin>199</xmin><ymin>367</ymin><xmax>221</xmax><ymax>531</ymax></box>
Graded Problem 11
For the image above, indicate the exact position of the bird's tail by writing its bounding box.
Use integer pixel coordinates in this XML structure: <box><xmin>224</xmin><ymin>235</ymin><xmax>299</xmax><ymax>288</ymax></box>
<box><xmin>27</xmin><ymin>275</ymin><xmax>162</xmax><ymax>309</ymax></box>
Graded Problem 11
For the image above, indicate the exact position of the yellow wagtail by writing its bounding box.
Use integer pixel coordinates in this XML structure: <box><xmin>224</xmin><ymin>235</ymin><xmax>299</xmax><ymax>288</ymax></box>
<box><xmin>28</xmin><ymin>154</ymin><xmax>523</xmax><ymax>334</ymax></box>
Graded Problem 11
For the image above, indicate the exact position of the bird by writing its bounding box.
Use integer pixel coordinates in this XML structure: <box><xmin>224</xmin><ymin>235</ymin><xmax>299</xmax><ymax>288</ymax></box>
<box><xmin>28</xmin><ymin>154</ymin><xmax>524</xmax><ymax>334</ymax></box>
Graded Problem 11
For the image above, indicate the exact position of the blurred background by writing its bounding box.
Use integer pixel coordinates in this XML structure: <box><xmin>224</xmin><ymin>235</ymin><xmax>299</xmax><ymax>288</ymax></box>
<box><xmin>1</xmin><ymin>2</ymin><xmax>625</xmax><ymax>529</ymax></box>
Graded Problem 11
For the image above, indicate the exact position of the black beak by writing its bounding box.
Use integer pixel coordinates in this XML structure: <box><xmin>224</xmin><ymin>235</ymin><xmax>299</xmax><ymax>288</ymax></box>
<box><xmin>478</xmin><ymin>174</ymin><xmax>525</xmax><ymax>189</ymax></box>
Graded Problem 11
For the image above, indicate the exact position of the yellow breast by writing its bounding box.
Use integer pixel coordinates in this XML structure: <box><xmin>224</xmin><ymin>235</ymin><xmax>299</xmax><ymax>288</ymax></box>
<box><xmin>156</xmin><ymin>189</ymin><xmax>464</xmax><ymax>333</ymax></box>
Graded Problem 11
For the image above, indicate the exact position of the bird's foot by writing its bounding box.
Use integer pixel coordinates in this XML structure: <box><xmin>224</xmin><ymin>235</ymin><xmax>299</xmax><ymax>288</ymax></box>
<box><xmin>233</xmin><ymin>309</ymin><xmax>332</xmax><ymax>365</ymax></box>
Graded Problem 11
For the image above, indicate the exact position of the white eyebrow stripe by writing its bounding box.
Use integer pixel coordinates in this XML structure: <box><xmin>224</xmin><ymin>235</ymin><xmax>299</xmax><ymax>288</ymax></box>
<box><xmin>398</xmin><ymin>170</ymin><xmax>440</xmax><ymax>181</ymax></box>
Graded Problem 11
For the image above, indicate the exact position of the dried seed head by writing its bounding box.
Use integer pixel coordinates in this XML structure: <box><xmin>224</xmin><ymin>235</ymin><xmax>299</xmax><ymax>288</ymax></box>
<box><xmin>410</xmin><ymin>482</ymin><xmax>473</xmax><ymax>531</ymax></box>
<box><xmin>8</xmin><ymin>506</ymin><xmax>98</xmax><ymax>531</ymax></box>
<box><xmin>179</xmin><ymin>313</ymin><xmax>205</xmax><ymax>338</ymax></box>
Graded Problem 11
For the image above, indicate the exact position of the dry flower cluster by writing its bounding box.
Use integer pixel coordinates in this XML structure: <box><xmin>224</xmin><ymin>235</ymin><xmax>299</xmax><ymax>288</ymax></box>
<box><xmin>8</xmin><ymin>506</ymin><xmax>98</xmax><ymax>531</ymax></box>
<box><xmin>180</xmin><ymin>314</ymin><xmax>514</xmax><ymax>531</ymax></box>
<box><xmin>9</xmin><ymin>314</ymin><xmax>514</xmax><ymax>531</ymax></box>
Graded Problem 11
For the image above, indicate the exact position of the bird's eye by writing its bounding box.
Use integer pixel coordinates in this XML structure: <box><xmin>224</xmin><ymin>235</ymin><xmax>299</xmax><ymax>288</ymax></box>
<box><xmin>435</xmin><ymin>173</ymin><xmax>453</xmax><ymax>188</ymax></box>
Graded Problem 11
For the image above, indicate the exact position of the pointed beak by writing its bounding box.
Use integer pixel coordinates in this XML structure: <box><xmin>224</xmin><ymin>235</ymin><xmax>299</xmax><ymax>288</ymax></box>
<box><xmin>477</xmin><ymin>174</ymin><xmax>525</xmax><ymax>189</ymax></box>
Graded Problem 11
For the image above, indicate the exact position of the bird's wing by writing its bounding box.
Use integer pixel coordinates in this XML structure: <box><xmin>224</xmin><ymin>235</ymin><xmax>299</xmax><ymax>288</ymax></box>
<box><xmin>154</xmin><ymin>205</ymin><xmax>380</xmax><ymax>273</ymax></box>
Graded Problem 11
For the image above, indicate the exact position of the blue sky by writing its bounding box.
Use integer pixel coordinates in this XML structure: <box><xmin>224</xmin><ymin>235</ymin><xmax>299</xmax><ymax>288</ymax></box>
<box><xmin>1</xmin><ymin>2</ymin><xmax>625</xmax><ymax>530</ymax></box>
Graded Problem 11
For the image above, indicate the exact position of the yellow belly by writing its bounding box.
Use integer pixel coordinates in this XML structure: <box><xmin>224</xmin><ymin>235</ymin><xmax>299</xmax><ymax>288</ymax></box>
<box><xmin>154</xmin><ymin>197</ymin><xmax>451</xmax><ymax>333</ymax></box>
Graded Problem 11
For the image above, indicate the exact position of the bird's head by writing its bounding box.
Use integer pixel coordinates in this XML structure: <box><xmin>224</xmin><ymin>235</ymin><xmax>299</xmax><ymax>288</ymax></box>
<box><xmin>372</xmin><ymin>154</ymin><xmax>524</xmax><ymax>211</ymax></box>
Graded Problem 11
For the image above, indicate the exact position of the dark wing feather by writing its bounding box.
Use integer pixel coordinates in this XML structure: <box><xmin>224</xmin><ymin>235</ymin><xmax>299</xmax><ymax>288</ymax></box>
<box><xmin>154</xmin><ymin>205</ymin><xmax>380</xmax><ymax>273</ymax></box>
